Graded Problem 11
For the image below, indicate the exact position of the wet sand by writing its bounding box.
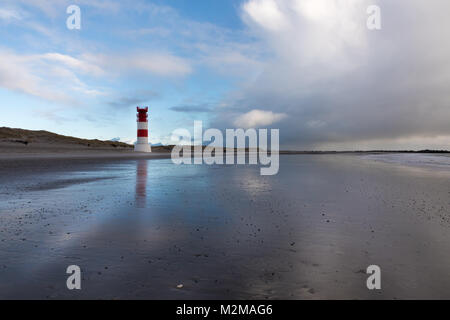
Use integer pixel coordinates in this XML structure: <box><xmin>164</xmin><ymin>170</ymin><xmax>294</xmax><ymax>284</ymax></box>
<box><xmin>0</xmin><ymin>154</ymin><xmax>449</xmax><ymax>299</ymax></box>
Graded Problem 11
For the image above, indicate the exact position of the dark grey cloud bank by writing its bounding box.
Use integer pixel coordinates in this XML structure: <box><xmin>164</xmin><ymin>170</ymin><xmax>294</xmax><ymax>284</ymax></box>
<box><xmin>211</xmin><ymin>0</ymin><xmax>450</xmax><ymax>150</ymax></box>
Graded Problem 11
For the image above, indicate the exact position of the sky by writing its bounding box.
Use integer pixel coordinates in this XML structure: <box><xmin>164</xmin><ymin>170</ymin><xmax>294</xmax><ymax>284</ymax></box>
<box><xmin>0</xmin><ymin>0</ymin><xmax>449</xmax><ymax>150</ymax></box>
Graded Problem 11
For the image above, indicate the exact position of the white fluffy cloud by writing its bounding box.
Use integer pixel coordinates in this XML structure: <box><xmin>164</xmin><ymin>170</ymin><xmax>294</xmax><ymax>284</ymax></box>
<box><xmin>0</xmin><ymin>48</ymin><xmax>192</xmax><ymax>104</ymax></box>
<box><xmin>41</xmin><ymin>53</ymin><xmax>105</xmax><ymax>77</ymax></box>
<box><xmin>243</xmin><ymin>0</ymin><xmax>287</xmax><ymax>31</ymax></box>
<box><xmin>234</xmin><ymin>109</ymin><xmax>287</xmax><ymax>128</ymax></box>
<box><xmin>0</xmin><ymin>50</ymin><xmax>74</xmax><ymax>103</ymax></box>
<box><xmin>0</xmin><ymin>49</ymin><xmax>108</xmax><ymax>103</ymax></box>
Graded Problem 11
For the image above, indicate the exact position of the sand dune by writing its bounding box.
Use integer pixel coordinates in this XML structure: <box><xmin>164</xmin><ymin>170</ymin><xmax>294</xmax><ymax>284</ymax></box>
<box><xmin>0</xmin><ymin>127</ymin><xmax>133</xmax><ymax>149</ymax></box>
<box><xmin>0</xmin><ymin>127</ymin><xmax>173</xmax><ymax>159</ymax></box>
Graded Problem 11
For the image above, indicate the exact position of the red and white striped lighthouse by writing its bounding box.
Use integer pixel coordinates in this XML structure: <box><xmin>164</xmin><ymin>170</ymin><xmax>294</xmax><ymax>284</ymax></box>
<box><xmin>135</xmin><ymin>107</ymin><xmax>152</xmax><ymax>153</ymax></box>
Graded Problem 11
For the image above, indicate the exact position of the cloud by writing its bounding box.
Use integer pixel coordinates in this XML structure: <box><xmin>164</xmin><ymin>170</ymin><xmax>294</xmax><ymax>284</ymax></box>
<box><xmin>11</xmin><ymin>0</ymin><xmax>61</xmax><ymax>18</ymax></box>
<box><xmin>41</xmin><ymin>53</ymin><xmax>105</xmax><ymax>77</ymax></box>
<box><xmin>0</xmin><ymin>46</ymin><xmax>189</xmax><ymax>105</ymax></box>
<box><xmin>126</xmin><ymin>27</ymin><xmax>172</xmax><ymax>38</ymax></box>
<box><xmin>201</xmin><ymin>48</ymin><xmax>263</xmax><ymax>77</ymax></box>
<box><xmin>170</xmin><ymin>104</ymin><xmax>212</xmax><ymax>113</ymax></box>
<box><xmin>84</xmin><ymin>52</ymin><xmax>192</xmax><ymax>78</ymax></box>
<box><xmin>0</xmin><ymin>8</ymin><xmax>22</xmax><ymax>21</ymax></box>
<box><xmin>107</xmin><ymin>90</ymin><xmax>159</xmax><ymax>109</ymax></box>
<box><xmin>10</xmin><ymin>0</ymin><xmax>121</xmax><ymax>18</ymax></box>
<box><xmin>242</xmin><ymin>0</ymin><xmax>287</xmax><ymax>31</ymax></box>
<box><xmin>108</xmin><ymin>97</ymin><xmax>146</xmax><ymax>109</ymax></box>
<box><xmin>210</xmin><ymin>0</ymin><xmax>450</xmax><ymax>149</ymax></box>
<box><xmin>234</xmin><ymin>109</ymin><xmax>287</xmax><ymax>128</ymax></box>
<box><xmin>4</xmin><ymin>0</ymin><xmax>449</xmax><ymax>150</ymax></box>
<box><xmin>0</xmin><ymin>48</ymin><xmax>108</xmax><ymax>103</ymax></box>
<box><xmin>0</xmin><ymin>49</ymin><xmax>73</xmax><ymax>103</ymax></box>
<box><xmin>120</xmin><ymin>2</ymin><xmax>263</xmax><ymax>79</ymax></box>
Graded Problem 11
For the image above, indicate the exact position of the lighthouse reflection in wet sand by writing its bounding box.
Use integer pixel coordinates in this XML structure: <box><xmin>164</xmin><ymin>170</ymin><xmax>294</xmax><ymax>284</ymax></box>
<box><xmin>135</xmin><ymin>107</ymin><xmax>152</xmax><ymax>153</ymax></box>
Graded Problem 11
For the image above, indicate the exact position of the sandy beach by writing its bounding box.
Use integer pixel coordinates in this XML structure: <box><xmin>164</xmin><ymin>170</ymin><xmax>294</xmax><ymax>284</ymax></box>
<box><xmin>0</xmin><ymin>141</ymin><xmax>171</xmax><ymax>160</ymax></box>
<box><xmin>0</xmin><ymin>151</ymin><xmax>449</xmax><ymax>299</ymax></box>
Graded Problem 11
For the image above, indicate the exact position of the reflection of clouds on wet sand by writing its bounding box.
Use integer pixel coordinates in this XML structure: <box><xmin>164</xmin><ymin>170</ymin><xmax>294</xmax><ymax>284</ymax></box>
<box><xmin>231</xmin><ymin>166</ymin><xmax>273</xmax><ymax>198</ymax></box>
<box><xmin>362</xmin><ymin>153</ymin><xmax>450</xmax><ymax>173</ymax></box>
<box><xmin>1</xmin><ymin>155</ymin><xmax>450</xmax><ymax>299</ymax></box>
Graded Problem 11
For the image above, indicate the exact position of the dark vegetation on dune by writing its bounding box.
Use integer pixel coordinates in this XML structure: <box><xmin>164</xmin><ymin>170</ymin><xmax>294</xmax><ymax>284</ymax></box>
<box><xmin>0</xmin><ymin>127</ymin><xmax>132</xmax><ymax>149</ymax></box>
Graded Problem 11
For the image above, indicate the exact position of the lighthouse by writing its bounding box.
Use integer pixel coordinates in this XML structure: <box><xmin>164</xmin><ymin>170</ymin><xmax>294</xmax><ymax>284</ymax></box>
<box><xmin>135</xmin><ymin>107</ymin><xmax>152</xmax><ymax>153</ymax></box>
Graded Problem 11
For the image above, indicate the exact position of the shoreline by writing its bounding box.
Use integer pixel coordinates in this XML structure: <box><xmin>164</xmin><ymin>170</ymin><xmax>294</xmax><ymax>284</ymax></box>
<box><xmin>0</xmin><ymin>150</ymin><xmax>172</xmax><ymax>161</ymax></box>
<box><xmin>1</xmin><ymin>141</ymin><xmax>449</xmax><ymax>165</ymax></box>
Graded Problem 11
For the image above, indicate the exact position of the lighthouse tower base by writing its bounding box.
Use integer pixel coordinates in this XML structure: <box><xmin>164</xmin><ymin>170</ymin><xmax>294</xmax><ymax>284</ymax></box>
<box><xmin>134</xmin><ymin>144</ymin><xmax>152</xmax><ymax>153</ymax></box>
